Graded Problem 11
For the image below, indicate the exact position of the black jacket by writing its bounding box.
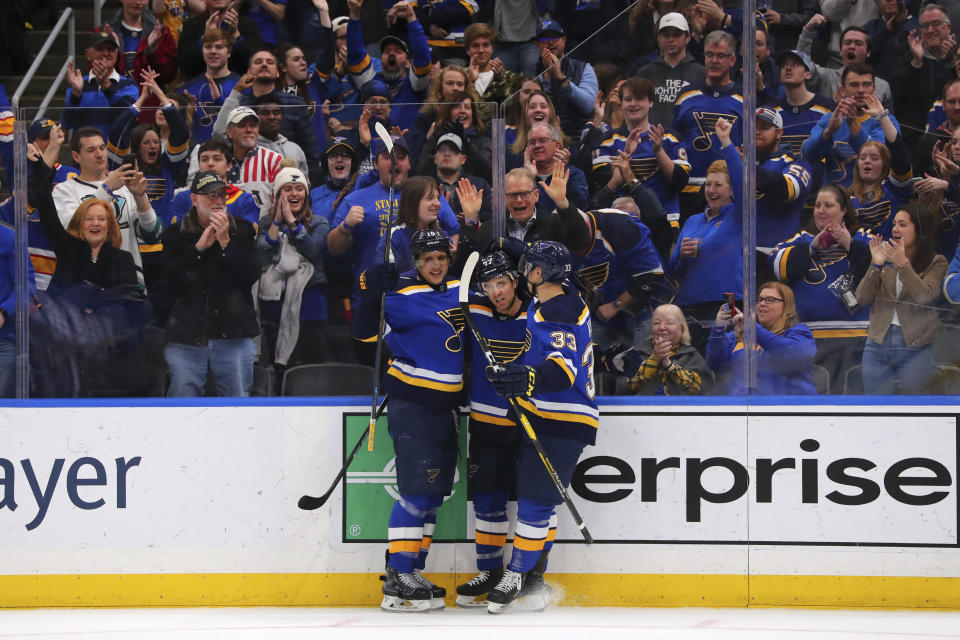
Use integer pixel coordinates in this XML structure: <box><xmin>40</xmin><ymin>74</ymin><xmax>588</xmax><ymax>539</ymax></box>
<box><xmin>29</xmin><ymin>160</ymin><xmax>138</xmax><ymax>297</ymax></box>
<box><xmin>178</xmin><ymin>12</ymin><xmax>265</xmax><ymax>78</ymax></box>
<box><xmin>161</xmin><ymin>209</ymin><xmax>261</xmax><ymax>345</ymax></box>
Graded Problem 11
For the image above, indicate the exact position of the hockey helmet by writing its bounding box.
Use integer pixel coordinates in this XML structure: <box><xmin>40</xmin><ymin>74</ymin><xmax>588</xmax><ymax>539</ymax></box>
<box><xmin>518</xmin><ymin>241</ymin><xmax>571</xmax><ymax>283</ymax></box>
<box><xmin>410</xmin><ymin>228</ymin><xmax>451</xmax><ymax>257</ymax></box>
<box><xmin>478</xmin><ymin>251</ymin><xmax>519</xmax><ymax>283</ymax></box>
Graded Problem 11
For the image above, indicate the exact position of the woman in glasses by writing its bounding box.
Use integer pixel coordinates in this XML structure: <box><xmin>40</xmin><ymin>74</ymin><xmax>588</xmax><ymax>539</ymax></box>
<box><xmin>706</xmin><ymin>282</ymin><xmax>817</xmax><ymax>395</ymax></box>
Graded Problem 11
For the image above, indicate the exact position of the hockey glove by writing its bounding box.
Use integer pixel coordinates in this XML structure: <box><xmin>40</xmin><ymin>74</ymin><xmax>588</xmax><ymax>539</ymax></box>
<box><xmin>485</xmin><ymin>363</ymin><xmax>538</xmax><ymax>399</ymax></box>
<box><xmin>598</xmin><ymin>344</ymin><xmax>644</xmax><ymax>377</ymax></box>
<box><xmin>359</xmin><ymin>263</ymin><xmax>400</xmax><ymax>298</ymax></box>
<box><xmin>486</xmin><ymin>235</ymin><xmax>526</xmax><ymax>261</ymax></box>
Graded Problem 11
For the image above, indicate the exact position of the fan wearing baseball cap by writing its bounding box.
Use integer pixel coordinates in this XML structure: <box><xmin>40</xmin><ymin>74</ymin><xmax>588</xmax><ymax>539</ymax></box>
<box><xmin>630</xmin><ymin>12</ymin><xmax>706</xmax><ymax>127</ymax></box>
<box><xmin>161</xmin><ymin>169</ymin><xmax>261</xmax><ymax>397</ymax></box>
<box><xmin>62</xmin><ymin>31</ymin><xmax>139</xmax><ymax>139</ymax></box>
<box><xmin>765</xmin><ymin>49</ymin><xmax>836</xmax><ymax>163</ymax></box>
<box><xmin>533</xmin><ymin>19</ymin><xmax>599</xmax><ymax>141</ymax></box>
<box><xmin>754</xmin><ymin>107</ymin><xmax>813</xmax><ymax>250</ymax></box>
<box><xmin>344</xmin><ymin>0</ymin><xmax>432</xmax><ymax>132</ymax></box>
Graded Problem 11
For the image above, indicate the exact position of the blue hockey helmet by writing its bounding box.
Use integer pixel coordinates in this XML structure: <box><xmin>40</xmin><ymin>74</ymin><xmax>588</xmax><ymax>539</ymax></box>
<box><xmin>518</xmin><ymin>241</ymin><xmax>571</xmax><ymax>283</ymax></box>
<box><xmin>410</xmin><ymin>228</ymin><xmax>451</xmax><ymax>257</ymax></box>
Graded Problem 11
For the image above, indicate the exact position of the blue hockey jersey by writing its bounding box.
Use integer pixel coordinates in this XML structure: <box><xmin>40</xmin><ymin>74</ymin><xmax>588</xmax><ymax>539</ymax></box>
<box><xmin>356</xmin><ymin>275</ymin><xmax>465</xmax><ymax>409</ymax></box>
<box><xmin>574</xmin><ymin>209</ymin><xmax>663</xmax><ymax>314</ymax></box>
<box><xmin>670</xmin><ymin>85</ymin><xmax>743</xmax><ymax>183</ymax></box>
<box><xmin>769</xmin><ymin>229</ymin><xmax>872</xmax><ymax>336</ymax></box>
<box><xmin>591</xmin><ymin>125</ymin><xmax>690</xmax><ymax>225</ymax></box>
<box><xmin>756</xmin><ymin>152</ymin><xmax>812</xmax><ymax>248</ymax></box>
<box><xmin>516</xmin><ymin>286</ymin><xmax>599</xmax><ymax>444</ymax></box>
<box><xmin>466</xmin><ymin>295</ymin><xmax>529</xmax><ymax>427</ymax></box>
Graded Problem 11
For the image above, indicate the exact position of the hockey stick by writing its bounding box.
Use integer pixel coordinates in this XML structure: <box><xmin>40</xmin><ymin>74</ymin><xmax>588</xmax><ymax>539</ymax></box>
<box><xmin>458</xmin><ymin>251</ymin><xmax>593</xmax><ymax>544</ymax></box>
<box><xmin>298</xmin><ymin>395</ymin><xmax>390</xmax><ymax>511</ymax></box>
<box><xmin>366</xmin><ymin>122</ymin><xmax>397</xmax><ymax>452</ymax></box>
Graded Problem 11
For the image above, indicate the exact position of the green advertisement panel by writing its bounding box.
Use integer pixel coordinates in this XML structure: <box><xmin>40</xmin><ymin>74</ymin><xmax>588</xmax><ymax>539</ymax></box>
<box><xmin>342</xmin><ymin>411</ymin><xmax>469</xmax><ymax>542</ymax></box>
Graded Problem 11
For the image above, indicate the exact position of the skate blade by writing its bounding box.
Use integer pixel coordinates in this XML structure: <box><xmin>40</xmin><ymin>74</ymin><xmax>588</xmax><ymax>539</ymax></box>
<box><xmin>455</xmin><ymin>594</ymin><xmax>490</xmax><ymax>608</ymax></box>
<box><xmin>429</xmin><ymin>597</ymin><xmax>446</xmax><ymax>610</ymax></box>
<box><xmin>486</xmin><ymin>600</ymin><xmax>511</xmax><ymax>614</ymax></box>
<box><xmin>515</xmin><ymin>592</ymin><xmax>548</xmax><ymax>612</ymax></box>
<box><xmin>380</xmin><ymin>595</ymin><xmax>433</xmax><ymax>612</ymax></box>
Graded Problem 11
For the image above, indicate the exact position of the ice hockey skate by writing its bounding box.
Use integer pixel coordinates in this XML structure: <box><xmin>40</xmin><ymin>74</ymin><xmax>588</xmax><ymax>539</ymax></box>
<box><xmin>514</xmin><ymin>567</ymin><xmax>553</xmax><ymax>612</ymax></box>
<box><xmin>455</xmin><ymin>567</ymin><xmax>505</xmax><ymax>607</ymax></box>
<box><xmin>380</xmin><ymin>566</ymin><xmax>433</xmax><ymax>612</ymax></box>
<box><xmin>486</xmin><ymin>569</ymin><xmax>524</xmax><ymax>614</ymax></box>
<box><xmin>413</xmin><ymin>569</ymin><xmax>447</xmax><ymax>610</ymax></box>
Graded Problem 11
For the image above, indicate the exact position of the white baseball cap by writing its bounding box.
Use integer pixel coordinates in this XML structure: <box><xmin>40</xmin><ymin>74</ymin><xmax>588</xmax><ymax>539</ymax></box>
<box><xmin>658</xmin><ymin>12</ymin><xmax>689</xmax><ymax>33</ymax></box>
<box><xmin>227</xmin><ymin>106</ymin><xmax>260</xmax><ymax>126</ymax></box>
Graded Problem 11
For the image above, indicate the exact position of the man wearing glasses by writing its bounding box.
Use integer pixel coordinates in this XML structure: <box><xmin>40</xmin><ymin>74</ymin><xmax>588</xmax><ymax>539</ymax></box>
<box><xmin>532</xmin><ymin>20</ymin><xmax>598</xmax><ymax>141</ymax></box>
<box><xmin>892</xmin><ymin>4</ymin><xmax>957</xmax><ymax>148</ymax></box>
<box><xmin>671</xmin><ymin>30</ymin><xmax>743</xmax><ymax>223</ymax></box>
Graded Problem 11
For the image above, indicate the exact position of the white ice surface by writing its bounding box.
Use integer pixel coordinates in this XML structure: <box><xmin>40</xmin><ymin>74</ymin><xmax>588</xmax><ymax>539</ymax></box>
<box><xmin>1</xmin><ymin>607</ymin><xmax>959</xmax><ymax>640</ymax></box>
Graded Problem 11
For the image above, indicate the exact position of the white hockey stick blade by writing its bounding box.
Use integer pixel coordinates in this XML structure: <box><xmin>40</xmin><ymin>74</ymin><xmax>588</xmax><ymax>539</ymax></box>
<box><xmin>374</xmin><ymin>121</ymin><xmax>394</xmax><ymax>152</ymax></box>
<box><xmin>460</xmin><ymin>251</ymin><xmax>480</xmax><ymax>304</ymax></box>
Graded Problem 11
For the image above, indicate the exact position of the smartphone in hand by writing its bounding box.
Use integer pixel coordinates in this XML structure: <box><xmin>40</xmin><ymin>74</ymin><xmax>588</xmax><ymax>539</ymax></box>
<box><xmin>723</xmin><ymin>292</ymin><xmax>736</xmax><ymax>312</ymax></box>
<box><xmin>121</xmin><ymin>153</ymin><xmax>138</xmax><ymax>169</ymax></box>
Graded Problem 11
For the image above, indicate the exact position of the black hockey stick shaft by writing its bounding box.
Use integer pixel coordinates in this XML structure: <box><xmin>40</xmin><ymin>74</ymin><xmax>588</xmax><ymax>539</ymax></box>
<box><xmin>367</xmin><ymin>135</ymin><xmax>397</xmax><ymax>452</ymax></box>
<box><xmin>298</xmin><ymin>395</ymin><xmax>389</xmax><ymax>510</ymax></box>
<box><xmin>459</xmin><ymin>252</ymin><xmax>593</xmax><ymax>544</ymax></box>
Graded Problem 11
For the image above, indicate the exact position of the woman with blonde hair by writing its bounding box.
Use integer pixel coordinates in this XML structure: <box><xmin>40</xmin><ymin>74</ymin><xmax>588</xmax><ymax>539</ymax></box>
<box><xmin>507</xmin><ymin>90</ymin><xmax>568</xmax><ymax>169</ymax></box>
<box><xmin>706</xmin><ymin>281</ymin><xmax>817</xmax><ymax>395</ymax></box>
<box><xmin>601</xmin><ymin>303</ymin><xmax>713</xmax><ymax>395</ymax></box>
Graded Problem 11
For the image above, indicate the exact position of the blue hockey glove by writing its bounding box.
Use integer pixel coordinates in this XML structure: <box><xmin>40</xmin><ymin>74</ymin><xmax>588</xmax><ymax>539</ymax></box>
<box><xmin>486</xmin><ymin>362</ymin><xmax>538</xmax><ymax>398</ymax></box>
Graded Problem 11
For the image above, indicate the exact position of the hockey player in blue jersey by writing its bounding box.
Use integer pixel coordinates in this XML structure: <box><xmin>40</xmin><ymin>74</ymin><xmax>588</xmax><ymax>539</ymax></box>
<box><xmin>483</xmin><ymin>241</ymin><xmax>598</xmax><ymax>614</ymax></box>
<box><xmin>572</xmin><ymin>208</ymin><xmax>664</xmax><ymax>357</ymax></box>
<box><xmin>355</xmin><ymin>228</ymin><xmax>465</xmax><ymax>612</ymax></box>
<box><xmin>455</xmin><ymin>251</ymin><xmax>532</xmax><ymax>608</ymax></box>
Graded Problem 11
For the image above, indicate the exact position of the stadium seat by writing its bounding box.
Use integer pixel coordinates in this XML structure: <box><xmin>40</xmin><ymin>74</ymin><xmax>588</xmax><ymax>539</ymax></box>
<box><xmin>843</xmin><ymin>365</ymin><xmax>863</xmax><ymax>395</ymax></box>
<box><xmin>281</xmin><ymin>363</ymin><xmax>375</xmax><ymax>396</ymax></box>
<box><xmin>811</xmin><ymin>364</ymin><xmax>831</xmax><ymax>396</ymax></box>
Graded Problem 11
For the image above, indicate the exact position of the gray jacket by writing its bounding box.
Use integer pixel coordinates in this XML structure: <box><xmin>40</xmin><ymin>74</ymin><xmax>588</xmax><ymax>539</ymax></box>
<box><xmin>634</xmin><ymin>54</ymin><xmax>706</xmax><ymax>127</ymax></box>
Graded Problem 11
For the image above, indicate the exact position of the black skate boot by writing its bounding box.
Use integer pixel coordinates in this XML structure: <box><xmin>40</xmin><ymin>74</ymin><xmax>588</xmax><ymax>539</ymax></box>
<box><xmin>381</xmin><ymin>566</ymin><xmax>433</xmax><ymax>612</ymax></box>
<box><xmin>383</xmin><ymin>550</ymin><xmax>445</xmax><ymax>610</ymax></box>
<box><xmin>413</xmin><ymin>569</ymin><xmax>447</xmax><ymax>610</ymax></box>
<box><xmin>486</xmin><ymin>569</ymin><xmax>524</xmax><ymax>614</ymax></box>
<box><xmin>455</xmin><ymin>567</ymin><xmax>505</xmax><ymax>608</ymax></box>
<box><xmin>516</xmin><ymin>550</ymin><xmax>552</xmax><ymax>612</ymax></box>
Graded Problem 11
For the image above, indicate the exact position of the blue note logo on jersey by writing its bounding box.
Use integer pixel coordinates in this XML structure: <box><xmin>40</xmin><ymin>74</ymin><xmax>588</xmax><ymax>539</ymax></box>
<box><xmin>693</xmin><ymin>112</ymin><xmax>739</xmax><ymax>151</ymax></box>
<box><xmin>437</xmin><ymin>307</ymin><xmax>467</xmax><ymax>352</ymax></box>
<box><xmin>578</xmin><ymin>261</ymin><xmax>611</xmax><ymax>288</ymax></box>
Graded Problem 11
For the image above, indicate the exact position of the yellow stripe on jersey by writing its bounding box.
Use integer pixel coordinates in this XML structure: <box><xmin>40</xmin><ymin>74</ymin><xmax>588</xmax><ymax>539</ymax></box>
<box><xmin>138</xmin><ymin>243</ymin><xmax>163</xmax><ymax>253</ymax></box>
<box><xmin>811</xmin><ymin>328</ymin><xmax>868</xmax><ymax>338</ymax></box>
<box><xmin>346</xmin><ymin>55</ymin><xmax>371</xmax><ymax>74</ymax></box>
<box><xmin>469</xmin><ymin>411</ymin><xmax>517</xmax><ymax>426</ymax></box>
<box><xmin>397</xmin><ymin>280</ymin><xmax>459</xmax><ymax>295</ymax></box>
<box><xmin>777</xmin><ymin>246</ymin><xmax>793</xmax><ymax>280</ymax></box>
<box><xmin>515</xmin><ymin>397</ymin><xmax>600</xmax><ymax>429</ymax></box>
<box><xmin>547</xmin><ymin>355</ymin><xmax>576</xmax><ymax>386</ymax></box>
<box><xmin>387</xmin><ymin>365</ymin><xmax>463</xmax><ymax>392</ymax></box>
<box><xmin>30</xmin><ymin>255</ymin><xmax>56</xmax><ymax>275</ymax></box>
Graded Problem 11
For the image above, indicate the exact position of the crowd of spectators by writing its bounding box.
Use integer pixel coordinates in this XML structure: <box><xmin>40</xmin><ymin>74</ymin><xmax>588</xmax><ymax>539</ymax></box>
<box><xmin>2</xmin><ymin>0</ymin><xmax>960</xmax><ymax>398</ymax></box>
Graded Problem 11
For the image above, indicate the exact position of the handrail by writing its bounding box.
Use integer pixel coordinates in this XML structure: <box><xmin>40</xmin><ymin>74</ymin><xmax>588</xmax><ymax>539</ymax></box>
<box><xmin>11</xmin><ymin>7</ymin><xmax>75</xmax><ymax>118</ymax></box>
<box><xmin>94</xmin><ymin>0</ymin><xmax>107</xmax><ymax>29</ymax></box>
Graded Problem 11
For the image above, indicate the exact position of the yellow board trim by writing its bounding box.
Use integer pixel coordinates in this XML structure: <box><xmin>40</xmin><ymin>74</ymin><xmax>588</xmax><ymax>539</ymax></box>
<box><xmin>0</xmin><ymin>574</ymin><xmax>958</xmax><ymax>609</ymax></box>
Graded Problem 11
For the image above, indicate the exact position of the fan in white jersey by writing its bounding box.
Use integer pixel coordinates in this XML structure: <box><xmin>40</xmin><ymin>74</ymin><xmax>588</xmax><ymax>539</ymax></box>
<box><xmin>52</xmin><ymin>127</ymin><xmax>161</xmax><ymax>289</ymax></box>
